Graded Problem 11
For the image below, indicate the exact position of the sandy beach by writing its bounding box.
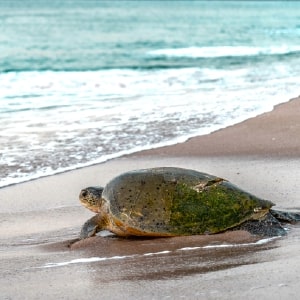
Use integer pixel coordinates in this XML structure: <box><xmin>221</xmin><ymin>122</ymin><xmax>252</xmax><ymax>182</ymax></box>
<box><xmin>1</xmin><ymin>97</ymin><xmax>300</xmax><ymax>300</ymax></box>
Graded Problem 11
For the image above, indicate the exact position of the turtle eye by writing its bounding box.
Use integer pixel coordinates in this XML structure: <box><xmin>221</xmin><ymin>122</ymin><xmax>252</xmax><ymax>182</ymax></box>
<box><xmin>81</xmin><ymin>189</ymin><xmax>88</xmax><ymax>198</ymax></box>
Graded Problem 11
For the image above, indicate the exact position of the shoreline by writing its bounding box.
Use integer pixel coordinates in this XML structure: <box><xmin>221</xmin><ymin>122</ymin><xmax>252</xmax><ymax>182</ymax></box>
<box><xmin>133</xmin><ymin>96</ymin><xmax>300</xmax><ymax>158</ymax></box>
<box><xmin>1</xmin><ymin>96</ymin><xmax>299</xmax><ymax>189</ymax></box>
<box><xmin>1</xmin><ymin>96</ymin><xmax>300</xmax><ymax>299</ymax></box>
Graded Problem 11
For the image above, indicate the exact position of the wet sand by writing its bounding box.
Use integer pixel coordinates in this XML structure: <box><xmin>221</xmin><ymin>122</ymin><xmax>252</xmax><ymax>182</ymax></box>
<box><xmin>0</xmin><ymin>97</ymin><xmax>300</xmax><ymax>299</ymax></box>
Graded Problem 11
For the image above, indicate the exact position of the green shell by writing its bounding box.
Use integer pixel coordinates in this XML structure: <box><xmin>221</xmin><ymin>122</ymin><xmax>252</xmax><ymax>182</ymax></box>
<box><xmin>102</xmin><ymin>167</ymin><xmax>273</xmax><ymax>235</ymax></box>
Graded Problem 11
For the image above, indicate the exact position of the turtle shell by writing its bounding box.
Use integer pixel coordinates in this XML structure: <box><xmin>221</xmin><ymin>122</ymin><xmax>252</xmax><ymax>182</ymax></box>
<box><xmin>102</xmin><ymin>167</ymin><xmax>273</xmax><ymax>235</ymax></box>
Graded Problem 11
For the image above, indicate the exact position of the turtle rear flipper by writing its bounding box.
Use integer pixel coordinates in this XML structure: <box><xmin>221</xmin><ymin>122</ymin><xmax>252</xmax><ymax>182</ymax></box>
<box><xmin>233</xmin><ymin>212</ymin><xmax>287</xmax><ymax>237</ymax></box>
<box><xmin>270</xmin><ymin>209</ymin><xmax>300</xmax><ymax>223</ymax></box>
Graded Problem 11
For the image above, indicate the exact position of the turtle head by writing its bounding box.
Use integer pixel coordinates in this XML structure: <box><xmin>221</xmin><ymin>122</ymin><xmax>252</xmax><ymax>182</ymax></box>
<box><xmin>79</xmin><ymin>186</ymin><xmax>106</xmax><ymax>213</ymax></box>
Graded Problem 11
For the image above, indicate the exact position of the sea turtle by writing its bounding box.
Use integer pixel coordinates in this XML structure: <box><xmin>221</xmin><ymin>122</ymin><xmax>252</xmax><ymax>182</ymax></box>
<box><xmin>79</xmin><ymin>167</ymin><xmax>300</xmax><ymax>239</ymax></box>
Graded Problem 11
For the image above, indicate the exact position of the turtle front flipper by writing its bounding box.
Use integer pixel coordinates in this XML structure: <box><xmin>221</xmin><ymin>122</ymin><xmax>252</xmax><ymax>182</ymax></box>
<box><xmin>80</xmin><ymin>214</ymin><xmax>104</xmax><ymax>239</ymax></box>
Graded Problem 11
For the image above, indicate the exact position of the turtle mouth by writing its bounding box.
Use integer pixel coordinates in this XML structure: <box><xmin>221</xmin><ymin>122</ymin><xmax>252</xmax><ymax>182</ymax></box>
<box><xmin>80</xmin><ymin>199</ymin><xmax>100</xmax><ymax>213</ymax></box>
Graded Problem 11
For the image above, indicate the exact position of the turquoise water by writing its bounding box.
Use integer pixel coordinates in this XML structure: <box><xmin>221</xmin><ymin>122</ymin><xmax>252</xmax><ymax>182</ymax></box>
<box><xmin>1</xmin><ymin>1</ymin><xmax>300</xmax><ymax>186</ymax></box>
<box><xmin>1</xmin><ymin>1</ymin><xmax>300</xmax><ymax>72</ymax></box>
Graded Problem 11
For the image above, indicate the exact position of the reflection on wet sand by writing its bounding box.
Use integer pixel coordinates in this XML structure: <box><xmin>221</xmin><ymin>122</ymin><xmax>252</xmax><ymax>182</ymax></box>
<box><xmin>43</xmin><ymin>231</ymin><xmax>278</xmax><ymax>282</ymax></box>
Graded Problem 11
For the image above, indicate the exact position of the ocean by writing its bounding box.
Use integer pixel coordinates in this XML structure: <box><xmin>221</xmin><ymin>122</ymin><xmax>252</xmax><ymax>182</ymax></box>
<box><xmin>1</xmin><ymin>0</ymin><xmax>300</xmax><ymax>187</ymax></box>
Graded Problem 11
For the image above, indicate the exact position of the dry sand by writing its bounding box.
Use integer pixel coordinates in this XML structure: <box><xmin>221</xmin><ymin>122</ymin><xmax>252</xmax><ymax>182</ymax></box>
<box><xmin>0</xmin><ymin>97</ymin><xmax>299</xmax><ymax>300</ymax></box>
